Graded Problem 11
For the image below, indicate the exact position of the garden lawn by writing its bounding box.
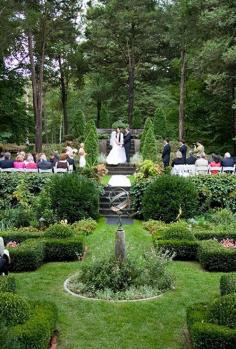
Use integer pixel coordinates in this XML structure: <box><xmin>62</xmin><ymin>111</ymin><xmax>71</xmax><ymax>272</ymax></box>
<box><xmin>14</xmin><ymin>220</ymin><xmax>222</xmax><ymax>349</ymax></box>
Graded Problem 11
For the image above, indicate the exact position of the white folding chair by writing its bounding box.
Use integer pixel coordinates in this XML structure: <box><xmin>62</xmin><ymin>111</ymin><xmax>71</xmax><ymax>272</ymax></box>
<box><xmin>172</xmin><ymin>165</ymin><xmax>189</xmax><ymax>176</ymax></box>
<box><xmin>195</xmin><ymin>165</ymin><xmax>209</xmax><ymax>175</ymax></box>
<box><xmin>186</xmin><ymin>164</ymin><xmax>196</xmax><ymax>176</ymax></box>
<box><xmin>222</xmin><ymin>166</ymin><xmax>235</xmax><ymax>174</ymax></box>
<box><xmin>68</xmin><ymin>165</ymin><xmax>74</xmax><ymax>172</ymax></box>
<box><xmin>38</xmin><ymin>168</ymin><xmax>53</xmax><ymax>173</ymax></box>
<box><xmin>24</xmin><ymin>169</ymin><xmax>38</xmax><ymax>173</ymax></box>
<box><xmin>208</xmin><ymin>166</ymin><xmax>222</xmax><ymax>175</ymax></box>
<box><xmin>12</xmin><ymin>168</ymin><xmax>25</xmax><ymax>173</ymax></box>
<box><xmin>1</xmin><ymin>168</ymin><xmax>15</xmax><ymax>173</ymax></box>
<box><xmin>54</xmin><ymin>167</ymin><xmax>68</xmax><ymax>173</ymax></box>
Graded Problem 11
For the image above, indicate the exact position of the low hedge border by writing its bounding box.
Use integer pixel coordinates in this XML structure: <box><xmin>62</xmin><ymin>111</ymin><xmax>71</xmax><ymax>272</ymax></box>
<box><xmin>9</xmin><ymin>239</ymin><xmax>45</xmax><ymax>272</ymax></box>
<box><xmin>194</xmin><ymin>230</ymin><xmax>236</xmax><ymax>241</ymax></box>
<box><xmin>154</xmin><ymin>240</ymin><xmax>199</xmax><ymax>260</ymax></box>
<box><xmin>187</xmin><ymin>303</ymin><xmax>236</xmax><ymax>349</ymax></box>
<box><xmin>1</xmin><ymin>230</ymin><xmax>42</xmax><ymax>244</ymax></box>
<box><xmin>44</xmin><ymin>238</ymin><xmax>84</xmax><ymax>262</ymax></box>
<box><xmin>0</xmin><ymin>276</ymin><xmax>16</xmax><ymax>293</ymax></box>
<box><xmin>8</xmin><ymin>301</ymin><xmax>57</xmax><ymax>349</ymax></box>
<box><xmin>197</xmin><ymin>240</ymin><xmax>236</xmax><ymax>272</ymax></box>
<box><xmin>220</xmin><ymin>274</ymin><xmax>236</xmax><ymax>296</ymax></box>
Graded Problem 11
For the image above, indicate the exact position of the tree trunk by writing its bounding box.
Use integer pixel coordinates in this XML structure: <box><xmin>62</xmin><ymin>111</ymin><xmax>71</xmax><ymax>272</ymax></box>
<box><xmin>28</xmin><ymin>25</ymin><xmax>46</xmax><ymax>153</ymax></box>
<box><xmin>97</xmin><ymin>100</ymin><xmax>102</xmax><ymax>127</ymax></box>
<box><xmin>58</xmin><ymin>55</ymin><xmax>68</xmax><ymax>136</ymax></box>
<box><xmin>179</xmin><ymin>49</ymin><xmax>187</xmax><ymax>140</ymax></box>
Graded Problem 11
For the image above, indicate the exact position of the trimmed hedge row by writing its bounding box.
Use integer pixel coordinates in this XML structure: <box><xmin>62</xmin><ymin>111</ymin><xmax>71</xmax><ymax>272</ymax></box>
<box><xmin>8</xmin><ymin>238</ymin><xmax>84</xmax><ymax>272</ymax></box>
<box><xmin>187</xmin><ymin>302</ymin><xmax>236</xmax><ymax>349</ymax></box>
<box><xmin>194</xmin><ymin>230</ymin><xmax>236</xmax><ymax>241</ymax></box>
<box><xmin>220</xmin><ymin>274</ymin><xmax>236</xmax><ymax>296</ymax></box>
<box><xmin>2</xmin><ymin>230</ymin><xmax>42</xmax><ymax>244</ymax></box>
<box><xmin>0</xmin><ymin>276</ymin><xmax>16</xmax><ymax>293</ymax></box>
<box><xmin>197</xmin><ymin>240</ymin><xmax>236</xmax><ymax>272</ymax></box>
<box><xmin>154</xmin><ymin>240</ymin><xmax>199</xmax><ymax>260</ymax></box>
<box><xmin>44</xmin><ymin>238</ymin><xmax>84</xmax><ymax>262</ymax></box>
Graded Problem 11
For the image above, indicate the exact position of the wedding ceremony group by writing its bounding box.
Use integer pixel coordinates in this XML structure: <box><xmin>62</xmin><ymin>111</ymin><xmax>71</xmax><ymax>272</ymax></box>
<box><xmin>0</xmin><ymin>0</ymin><xmax>236</xmax><ymax>349</ymax></box>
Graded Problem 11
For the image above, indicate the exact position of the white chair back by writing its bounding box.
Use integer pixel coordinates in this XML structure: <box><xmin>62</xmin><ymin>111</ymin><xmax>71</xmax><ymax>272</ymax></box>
<box><xmin>186</xmin><ymin>164</ymin><xmax>196</xmax><ymax>176</ymax></box>
<box><xmin>68</xmin><ymin>165</ymin><xmax>73</xmax><ymax>172</ymax></box>
<box><xmin>1</xmin><ymin>168</ymin><xmax>15</xmax><ymax>172</ymax></box>
<box><xmin>54</xmin><ymin>167</ymin><xmax>68</xmax><ymax>173</ymax></box>
<box><xmin>38</xmin><ymin>168</ymin><xmax>53</xmax><ymax>173</ymax></box>
<box><xmin>222</xmin><ymin>166</ymin><xmax>235</xmax><ymax>174</ymax></box>
<box><xmin>24</xmin><ymin>169</ymin><xmax>38</xmax><ymax>173</ymax></box>
<box><xmin>195</xmin><ymin>165</ymin><xmax>209</xmax><ymax>175</ymax></box>
<box><xmin>172</xmin><ymin>165</ymin><xmax>189</xmax><ymax>177</ymax></box>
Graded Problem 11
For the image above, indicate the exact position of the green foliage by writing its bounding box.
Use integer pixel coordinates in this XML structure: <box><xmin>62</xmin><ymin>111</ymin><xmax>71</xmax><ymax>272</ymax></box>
<box><xmin>44</xmin><ymin>238</ymin><xmax>84</xmax><ymax>262</ymax></box>
<box><xmin>194</xmin><ymin>229</ymin><xmax>236</xmax><ymax>242</ymax></box>
<box><xmin>191</xmin><ymin>176</ymin><xmax>236</xmax><ymax>212</ymax></box>
<box><xmin>142</xmin><ymin>176</ymin><xmax>198</xmax><ymax>223</ymax></box>
<box><xmin>140</xmin><ymin>117</ymin><xmax>153</xmax><ymax>149</ymax></box>
<box><xmin>135</xmin><ymin>160</ymin><xmax>162</xmax><ymax>180</ymax></box>
<box><xmin>208</xmin><ymin>209</ymin><xmax>236</xmax><ymax>225</ymax></box>
<box><xmin>0</xmin><ymin>276</ymin><xmax>16</xmax><ymax>293</ymax></box>
<box><xmin>142</xmin><ymin>220</ymin><xmax>166</xmax><ymax>235</ymax></box>
<box><xmin>220</xmin><ymin>274</ymin><xmax>236</xmax><ymax>296</ymax></box>
<box><xmin>158</xmin><ymin>221</ymin><xmax>196</xmax><ymax>241</ymax></box>
<box><xmin>208</xmin><ymin>294</ymin><xmax>236</xmax><ymax>329</ymax></box>
<box><xmin>154</xmin><ymin>240</ymin><xmax>199</xmax><ymax>260</ymax></box>
<box><xmin>1</xmin><ymin>230</ymin><xmax>42</xmax><ymax>245</ymax></box>
<box><xmin>153</xmin><ymin>107</ymin><xmax>167</xmax><ymax>138</ymax></box>
<box><xmin>132</xmin><ymin>108</ymin><xmax>142</xmax><ymax>129</ymax></box>
<box><xmin>72</xmin><ymin>218</ymin><xmax>97</xmax><ymax>235</ymax></box>
<box><xmin>111</xmin><ymin>120</ymin><xmax>128</xmax><ymax>129</ymax></box>
<box><xmin>130</xmin><ymin>178</ymin><xmax>153</xmax><ymax>218</ymax></box>
<box><xmin>142</xmin><ymin>125</ymin><xmax>157</xmax><ymax>162</ymax></box>
<box><xmin>45</xmin><ymin>223</ymin><xmax>74</xmax><ymax>239</ymax></box>
<box><xmin>85</xmin><ymin>125</ymin><xmax>99</xmax><ymax>167</ymax></box>
<box><xmin>187</xmin><ymin>303</ymin><xmax>236</xmax><ymax>349</ymax></box>
<box><xmin>47</xmin><ymin>174</ymin><xmax>99</xmax><ymax>223</ymax></box>
<box><xmin>197</xmin><ymin>240</ymin><xmax>236</xmax><ymax>272</ymax></box>
<box><xmin>8</xmin><ymin>301</ymin><xmax>57</xmax><ymax>349</ymax></box>
<box><xmin>0</xmin><ymin>293</ymin><xmax>31</xmax><ymax>326</ymax></box>
<box><xmin>99</xmin><ymin>104</ymin><xmax>110</xmax><ymax>128</ymax></box>
<box><xmin>71</xmin><ymin>109</ymin><xmax>86</xmax><ymax>141</ymax></box>
<box><xmin>9</xmin><ymin>239</ymin><xmax>45</xmax><ymax>272</ymax></box>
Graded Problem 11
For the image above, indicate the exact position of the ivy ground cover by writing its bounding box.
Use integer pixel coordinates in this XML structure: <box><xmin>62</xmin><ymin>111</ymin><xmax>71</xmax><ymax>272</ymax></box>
<box><xmin>13</xmin><ymin>220</ymin><xmax>223</xmax><ymax>349</ymax></box>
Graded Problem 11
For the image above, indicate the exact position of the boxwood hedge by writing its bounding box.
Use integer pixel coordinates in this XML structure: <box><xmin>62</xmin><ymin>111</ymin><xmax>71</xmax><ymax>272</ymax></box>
<box><xmin>155</xmin><ymin>240</ymin><xmax>199</xmax><ymax>260</ymax></box>
<box><xmin>44</xmin><ymin>238</ymin><xmax>84</xmax><ymax>262</ymax></box>
<box><xmin>197</xmin><ymin>240</ymin><xmax>236</xmax><ymax>272</ymax></box>
<box><xmin>220</xmin><ymin>274</ymin><xmax>236</xmax><ymax>296</ymax></box>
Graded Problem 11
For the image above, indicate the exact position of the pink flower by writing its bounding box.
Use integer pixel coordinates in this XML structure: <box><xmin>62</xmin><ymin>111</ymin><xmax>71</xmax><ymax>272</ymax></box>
<box><xmin>220</xmin><ymin>239</ymin><xmax>236</xmax><ymax>249</ymax></box>
<box><xmin>6</xmin><ymin>241</ymin><xmax>19</xmax><ymax>248</ymax></box>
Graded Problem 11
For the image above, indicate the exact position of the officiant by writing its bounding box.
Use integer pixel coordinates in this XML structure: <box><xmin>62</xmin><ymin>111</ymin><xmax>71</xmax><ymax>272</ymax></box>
<box><xmin>123</xmin><ymin>128</ymin><xmax>132</xmax><ymax>163</ymax></box>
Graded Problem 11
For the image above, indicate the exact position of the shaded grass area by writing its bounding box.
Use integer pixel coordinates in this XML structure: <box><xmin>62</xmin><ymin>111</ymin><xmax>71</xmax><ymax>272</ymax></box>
<box><xmin>14</xmin><ymin>220</ymin><xmax>222</xmax><ymax>349</ymax></box>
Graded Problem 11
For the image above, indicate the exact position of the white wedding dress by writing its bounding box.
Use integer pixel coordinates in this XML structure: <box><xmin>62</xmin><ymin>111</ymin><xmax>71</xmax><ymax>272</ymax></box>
<box><xmin>106</xmin><ymin>132</ymin><xmax>126</xmax><ymax>165</ymax></box>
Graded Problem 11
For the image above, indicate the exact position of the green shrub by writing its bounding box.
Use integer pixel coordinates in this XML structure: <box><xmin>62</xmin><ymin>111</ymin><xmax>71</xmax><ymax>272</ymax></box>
<box><xmin>140</xmin><ymin>117</ymin><xmax>153</xmax><ymax>149</ymax></box>
<box><xmin>142</xmin><ymin>220</ymin><xmax>166</xmax><ymax>234</ymax></box>
<box><xmin>1</xmin><ymin>230</ymin><xmax>42</xmax><ymax>244</ymax></box>
<box><xmin>194</xmin><ymin>230</ymin><xmax>236</xmax><ymax>241</ymax></box>
<box><xmin>112</xmin><ymin>120</ymin><xmax>128</xmax><ymax>129</ymax></box>
<box><xmin>9</xmin><ymin>239</ymin><xmax>44</xmax><ymax>272</ymax></box>
<box><xmin>45</xmin><ymin>223</ymin><xmax>74</xmax><ymax>239</ymax></box>
<box><xmin>158</xmin><ymin>221</ymin><xmax>196</xmax><ymax>241</ymax></box>
<box><xmin>142</xmin><ymin>125</ymin><xmax>157</xmax><ymax>162</ymax></box>
<box><xmin>208</xmin><ymin>294</ymin><xmax>236</xmax><ymax>329</ymax></box>
<box><xmin>44</xmin><ymin>238</ymin><xmax>84</xmax><ymax>262</ymax></box>
<box><xmin>155</xmin><ymin>240</ymin><xmax>199</xmax><ymax>260</ymax></box>
<box><xmin>191</xmin><ymin>175</ymin><xmax>236</xmax><ymax>212</ymax></box>
<box><xmin>0</xmin><ymin>293</ymin><xmax>31</xmax><ymax>325</ymax></box>
<box><xmin>85</xmin><ymin>120</ymin><xmax>99</xmax><ymax>166</ymax></box>
<box><xmin>142</xmin><ymin>176</ymin><xmax>198</xmax><ymax>223</ymax></box>
<box><xmin>47</xmin><ymin>174</ymin><xmax>99</xmax><ymax>223</ymax></box>
<box><xmin>197</xmin><ymin>240</ymin><xmax>236</xmax><ymax>272</ymax></box>
<box><xmin>130</xmin><ymin>178</ymin><xmax>152</xmax><ymax>218</ymax></box>
<box><xmin>209</xmin><ymin>209</ymin><xmax>236</xmax><ymax>225</ymax></box>
<box><xmin>135</xmin><ymin>160</ymin><xmax>162</xmax><ymax>180</ymax></box>
<box><xmin>153</xmin><ymin>107</ymin><xmax>167</xmax><ymax>138</ymax></box>
<box><xmin>220</xmin><ymin>274</ymin><xmax>236</xmax><ymax>296</ymax></box>
<box><xmin>8</xmin><ymin>301</ymin><xmax>57</xmax><ymax>349</ymax></box>
<box><xmin>72</xmin><ymin>218</ymin><xmax>97</xmax><ymax>235</ymax></box>
<box><xmin>187</xmin><ymin>303</ymin><xmax>236</xmax><ymax>349</ymax></box>
<box><xmin>0</xmin><ymin>276</ymin><xmax>16</xmax><ymax>293</ymax></box>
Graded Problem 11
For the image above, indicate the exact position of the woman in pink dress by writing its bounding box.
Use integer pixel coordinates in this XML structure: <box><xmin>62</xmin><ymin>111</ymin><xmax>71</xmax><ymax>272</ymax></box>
<box><xmin>24</xmin><ymin>153</ymin><xmax>38</xmax><ymax>169</ymax></box>
<box><xmin>13</xmin><ymin>155</ymin><xmax>25</xmax><ymax>169</ymax></box>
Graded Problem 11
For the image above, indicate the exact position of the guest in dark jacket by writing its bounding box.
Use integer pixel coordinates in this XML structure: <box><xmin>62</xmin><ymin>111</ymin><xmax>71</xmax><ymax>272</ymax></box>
<box><xmin>179</xmin><ymin>140</ymin><xmax>187</xmax><ymax>162</ymax></box>
<box><xmin>162</xmin><ymin>139</ymin><xmax>171</xmax><ymax>167</ymax></box>
<box><xmin>186</xmin><ymin>151</ymin><xmax>196</xmax><ymax>165</ymax></box>
<box><xmin>37</xmin><ymin>153</ymin><xmax>52</xmax><ymax>170</ymax></box>
<box><xmin>171</xmin><ymin>151</ymin><xmax>185</xmax><ymax>167</ymax></box>
<box><xmin>221</xmin><ymin>152</ymin><xmax>235</xmax><ymax>168</ymax></box>
<box><xmin>0</xmin><ymin>152</ymin><xmax>14</xmax><ymax>169</ymax></box>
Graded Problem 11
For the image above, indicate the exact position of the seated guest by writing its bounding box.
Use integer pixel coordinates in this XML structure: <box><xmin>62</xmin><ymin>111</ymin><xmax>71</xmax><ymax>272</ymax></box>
<box><xmin>209</xmin><ymin>154</ymin><xmax>221</xmax><ymax>175</ymax></box>
<box><xmin>13</xmin><ymin>155</ymin><xmax>25</xmax><ymax>169</ymax></box>
<box><xmin>50</xmin><ymin>152</ymin><xmax>60</xmax><ymax>166</ymax></box>
<box><xmin>221</xmin><ymin>152</ymin><xmax>235</xmax><ymax>167</ymax></box>
<box><xmin>193</xmin><ymin>141</ymin><xmax>204</xmax><ymax>157</ymax></box>
<box><xmin>171</xmin><ymin>151</ymin><xmax>185</xmax><ymax>167</ymax></box>
<box><xmin>179</xmin><ymin>140</ymin><xmax>187</xmax><ymax>162</ymax></box>
<box><xmin>37</xmin><ymin>153</ymin><xmax>52</xmax><ymax>170</ymax></box>
<box><xmin>24</xmin><ymin>153</ymin><xmax>38</xmax><ymax>169</ymax></box>
<box><xmin>54</xmin><ymin>153</ymin><xmax>69</xmax><ymax>171</ymax></box>
<box><xmin>195</xmin><ymin>153</ymin><xmax>208</xmax><ymax>172</ymax></box>
<box><xmin>0</xmin><ymin>152</ymin><xmax>14</xmax><ymax>169</ymax></box>
<box><xmin>0</xmin><ymin>238</ymin><xmax>10</xmax><ymax>276</ymax></box>
<box><xmin>186</xmin><ymin>151</ymin><xmax>196</xmax><ymax>165</ymax></box>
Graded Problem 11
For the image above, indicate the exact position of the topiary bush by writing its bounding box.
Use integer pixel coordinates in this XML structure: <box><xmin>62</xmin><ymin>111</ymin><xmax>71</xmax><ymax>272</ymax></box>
<box><xmin>220</xmin><ymin>274</ymin><xmax>236</xmax><ymax>296</ymax></box>
<box><xmin>155</xmin><ymin>240</ymin><xmax>199</xmax><ymax>260</ymax></box>
<box><xmin>44</xmin><ymin>223</ymin><xmax>74</xmax><ymax>239</ymax></box>
<box><xmin>47</xmin><ymin>174</ymin><xmax>100</xmax><ymax>223</ymax></box>
<box><xmin>0</xmin><ymin>276</ymin><xmax>16</xmax><ymax>293</ymax></box>
<box><xmin>140</xmin><ymin>117</ymin><xmax>153</xmax><ymax>149</ymax></box>
<box><xmin>0</xmin><ymin>293</ymin><xmax>31</xmax><ymax>325</ymax></box>
<box><xmin>141</xmin><ymin>124</ymin><xmax>157</xmax><ymax>162</ymax></box>
<box><xmin>142</xmin><ymin>175</ymin><xmax>198</xmax><ymax>223</ymax></box>
<box><xmin>84</xmin><ymin>120</ymin><xmax>99</xmax><ymax>166</ymax></box>
<box><xmin>207</xmin><ymin>294</ymin><xmax>236</xmax><ymax>329</ymax></box>
<box><xmin>157</xmin><ymin>221</ymin><xmax>196</xmax><ymax>241</ymax></box>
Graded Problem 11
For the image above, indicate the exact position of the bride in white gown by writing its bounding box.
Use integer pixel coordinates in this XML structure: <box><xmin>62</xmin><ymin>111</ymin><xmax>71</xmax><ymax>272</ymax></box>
<box><xmin>106</xmin><ymin>128</ymin><xmax>126</xmax><ymax>165</ymax></box>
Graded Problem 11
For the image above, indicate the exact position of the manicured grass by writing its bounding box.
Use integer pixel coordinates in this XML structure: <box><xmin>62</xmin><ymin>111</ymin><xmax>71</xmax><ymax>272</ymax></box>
<box><xmin>13</xmin><ymin>220</ymin><xmax>222</xmax><ymax>349</ymax></box>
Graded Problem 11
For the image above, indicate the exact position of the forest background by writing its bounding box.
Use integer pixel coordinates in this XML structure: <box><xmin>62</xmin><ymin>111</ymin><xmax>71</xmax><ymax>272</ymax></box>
<box><xmin>0</xmin><ymin>0</ymin><xmax>235</xmax><ymax>154</ymax></box>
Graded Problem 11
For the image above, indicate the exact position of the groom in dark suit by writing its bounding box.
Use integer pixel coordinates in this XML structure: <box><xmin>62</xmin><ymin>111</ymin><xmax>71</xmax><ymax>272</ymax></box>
<box><xmin>123</xmin><ymin>128</ymin><xmax>132</xmax><ymax>163</ymax></box>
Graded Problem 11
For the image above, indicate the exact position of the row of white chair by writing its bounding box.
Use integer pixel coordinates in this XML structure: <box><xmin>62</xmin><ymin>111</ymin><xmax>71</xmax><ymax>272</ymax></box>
<box><xmin>0</xmin><ymin>166</ymin><xmax>74</xmax><ymax>174</ymax></box>
<box><xmin>171</xmin><ymin>165</ymin><xmax>236</xmax><ymax>176</ymax></box>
